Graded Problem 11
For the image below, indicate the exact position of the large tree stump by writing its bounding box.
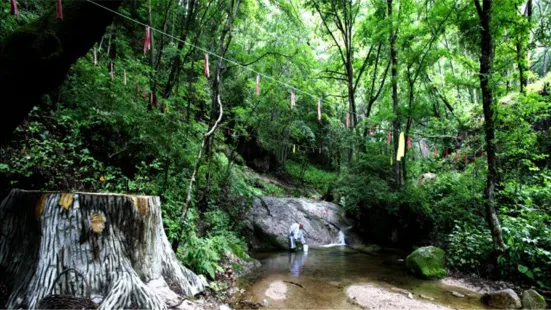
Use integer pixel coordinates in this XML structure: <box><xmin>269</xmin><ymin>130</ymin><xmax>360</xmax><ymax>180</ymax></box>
<box><xmin>0</xmin><ymin>189</ymin><xmax>204</xmax><ymax>309</ymax></box>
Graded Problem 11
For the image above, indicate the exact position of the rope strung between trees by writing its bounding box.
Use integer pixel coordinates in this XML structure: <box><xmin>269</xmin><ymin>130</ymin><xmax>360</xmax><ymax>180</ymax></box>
<box><xmin>6</xmin><ymin>0</ymin><xmax>483</xmax><ymax>165</ymax></box>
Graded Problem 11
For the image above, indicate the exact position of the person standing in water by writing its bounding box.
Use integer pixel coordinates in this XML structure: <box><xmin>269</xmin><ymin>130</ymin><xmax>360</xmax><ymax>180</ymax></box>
<box><xmin>289</xmin><ymin>223</ymin><xmax>307</xmax><ymax>251</ymax></box>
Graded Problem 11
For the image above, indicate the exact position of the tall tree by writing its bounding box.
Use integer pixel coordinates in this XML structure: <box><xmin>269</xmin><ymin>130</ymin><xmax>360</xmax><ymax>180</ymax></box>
<box><xmin>388</xmin><ymin>0</ymin><xmax>401</xmax><ymax>187</ymax></box>
<box><xmin>310</xmin><ymin>0</ymin><xmax>372</xmax><ymax>130</ymax></box>
<box><xmin>0</xmin><ymin>0</ymin><xmax>123</xmax><ymax>145</ymax></box>
<box><xmin>474</xmin><ymin>0</ymin><xmax>506</xmax><ymax>249</ymax></box>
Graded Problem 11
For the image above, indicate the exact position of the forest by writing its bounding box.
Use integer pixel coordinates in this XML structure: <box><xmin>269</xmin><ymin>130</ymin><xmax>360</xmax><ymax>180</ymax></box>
<box><xmin>0</xmin><ymin>0</ymin><xmax>550</xmax><ymax>309</ymax></box>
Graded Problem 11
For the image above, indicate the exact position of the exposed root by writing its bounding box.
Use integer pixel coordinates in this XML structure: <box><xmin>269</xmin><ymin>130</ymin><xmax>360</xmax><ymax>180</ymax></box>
<box><xmin>100</xmin><ymin>270</ymin><xmax>165</xmax><ymax>310</ymax></box>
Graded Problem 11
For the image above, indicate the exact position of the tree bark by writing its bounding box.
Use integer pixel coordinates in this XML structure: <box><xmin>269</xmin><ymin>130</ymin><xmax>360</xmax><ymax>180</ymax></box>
<box><xmin>474</xmin><ymin>0</ymin><xmax>506</xmax><ymax>249</ymax></box>
<box><xmin>544</xmin><ymin>47</ymin><xmax>549</xmax><ymax>75</ymax></box>
<box><xmin>388</xmin><ymin>0</ymin><xmax>401</xmax><ymax>188</ymax></box>
<box><xmin>0</xmin><ymin>0</ymin><xmax>123</xmax><ymax>145</ymax></box>
<box><xmin>0</xmin><ymin>189</ymin><xmax>204</xmax><ymax>309</ymax></box>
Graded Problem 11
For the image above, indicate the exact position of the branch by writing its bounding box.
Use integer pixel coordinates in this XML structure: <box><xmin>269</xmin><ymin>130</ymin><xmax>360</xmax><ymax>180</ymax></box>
<box><xmin>181</xmin><ymin>94</ymin><xmax>223</xmax><ymax>222</ymax></box>
<box><xmin>353</xmin><ymin>43</ymin><xmax>376</xmax><ymax>93</ymax></box>
<box><xmin>323</xmin><ymin>69</ymin><xmax>347</xmax><ymax>76</ymax></box>
<box><xmin>206</xmin><ymin>95</ymin><xmax>223</xmax><ymax>137</ymax></box>
<box><xmin>366</xmin><ymin>57</ymin><xmax>391</xmax><ymax>117</ymax></box>
<box><xmin>312</xmin><ymin>0</ymin><xmax>348</xmax><ymax>68</ymax></box>
<box><xmin>411</xmin><ymin>4</ymin><xmax>454</xmax><ymax>85</ymax></box>
<box><xmin>318</xmin><ymin>75</ymin><xmax>348</xmax><ymax>81</ymax></box>
<box><xmin>474</xmin><ymin>0</ymin><xmax>482</xmax><ymax>17</ymax></box>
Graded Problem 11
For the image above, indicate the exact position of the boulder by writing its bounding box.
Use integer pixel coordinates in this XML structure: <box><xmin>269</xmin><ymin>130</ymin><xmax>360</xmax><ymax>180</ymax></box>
<box><xmin>405</xmin><ymin>246</ymin><xmax>447</xmax><ymax>279</ymax></box>
<box><xmin>521</xmin><ymin>289</ymin><xmax>546</xmax><ymax>309</ymax></box>
<box><xmin>417</xmin><ymin>173</ymin><xmax>437</xmax><ymax>185</ymax></box>
<box><xmin>481</xmin><ymin>289</ymin><xmax>522</xmax><ymax>309</ymax></box>
<box><xmin>244</xmin><ymin>197</ymin><xmax>360</xmax><ymax>250</ymax></box>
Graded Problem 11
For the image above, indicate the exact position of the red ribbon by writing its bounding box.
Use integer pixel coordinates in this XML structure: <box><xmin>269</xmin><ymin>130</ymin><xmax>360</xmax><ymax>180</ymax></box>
<box><xmin>56</xmin><ymin>0</ymin><xmax>63</xmax><ymax>20</ymax></box>
<box><xmin>387</xmin><ymin>131</ymin><xmax>391</xmax><ymax>145</ymax></box>
<box><xmin>10</xmin><ymin>0</ymin><xmax>19</xmax><ymax>18</ymax></box>
<box><xmin>256</xmin><ymin>74</ymin><xmax>260</xmax><ymax>95</ymax></box>
<box><xmin>407</xmin><ymin>136</ymin><xmax>412</xmax><ymax>149</ymax></box>
<box><xmin>204</xmin><ymin>53</ymin><xmax>210</xmax><ymax>78</ymax></box>
<box><xmin>144</xmin><ymin>26</ymin><xmax>151</xmax><ymax>55</ymax></box>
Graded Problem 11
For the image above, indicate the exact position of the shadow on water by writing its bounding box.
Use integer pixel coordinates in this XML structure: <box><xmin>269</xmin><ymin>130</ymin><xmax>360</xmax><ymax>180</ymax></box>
<box><xmin>234</xmin><ymin>246</ymin><xmax>489</xmax><ymax>309</ymax></box>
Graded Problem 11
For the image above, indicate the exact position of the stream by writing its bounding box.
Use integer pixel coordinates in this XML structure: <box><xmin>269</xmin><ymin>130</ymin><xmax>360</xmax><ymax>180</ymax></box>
<box><xmin>233</xmin><ymin>246</ymin><xmax>489</xmax><ymax>309</ymax></box>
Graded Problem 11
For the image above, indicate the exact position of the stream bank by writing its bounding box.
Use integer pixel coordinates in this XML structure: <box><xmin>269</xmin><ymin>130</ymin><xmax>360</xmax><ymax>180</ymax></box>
<box><xmin>231</xmin><ymin>247</ymin><xmax>489</xmax><ymax>309</ymax></box>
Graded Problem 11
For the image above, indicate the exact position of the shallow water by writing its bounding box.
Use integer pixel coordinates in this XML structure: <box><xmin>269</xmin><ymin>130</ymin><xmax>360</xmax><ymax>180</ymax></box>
<box><xmin>234</xmin><ymin>246</ymin><xmax>489</xmax><ymax>309</ymax></box>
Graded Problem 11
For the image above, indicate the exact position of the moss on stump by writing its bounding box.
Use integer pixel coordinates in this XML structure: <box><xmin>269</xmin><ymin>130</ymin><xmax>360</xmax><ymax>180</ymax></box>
<box><xmin>405</xmin><ymin>246</ymin><xmax>447</xmax><ymax>279</ymax></box>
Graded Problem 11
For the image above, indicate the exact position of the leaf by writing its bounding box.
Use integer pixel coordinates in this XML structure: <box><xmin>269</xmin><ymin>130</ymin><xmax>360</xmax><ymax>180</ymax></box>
<box><xmin>518</xmin><ymin>264</ymin><xmax>529</xmax><ymax>274</ymax></box>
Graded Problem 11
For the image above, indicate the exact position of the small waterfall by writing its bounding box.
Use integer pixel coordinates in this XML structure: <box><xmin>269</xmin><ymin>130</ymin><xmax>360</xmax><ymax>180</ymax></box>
<box><xmin>321</xmin><ymin>230</ymin><xmax>346</xmax><ymax>247</ymax></box>
<box><xmin>336</xmin><ymin>230</ymin><xmax>345</xmax><ymax>245</ymax></box>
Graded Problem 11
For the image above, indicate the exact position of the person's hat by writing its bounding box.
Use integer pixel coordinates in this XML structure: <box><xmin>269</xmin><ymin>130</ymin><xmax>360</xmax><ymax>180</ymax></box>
<box><xmin>299</xmin><ymin>223</ymin><xmax>304</xmax><ymax>228</ymax></box>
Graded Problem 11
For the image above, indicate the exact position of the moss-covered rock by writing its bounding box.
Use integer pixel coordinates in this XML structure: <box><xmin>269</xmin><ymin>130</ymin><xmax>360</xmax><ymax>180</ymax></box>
<box><xmin>521</xmin><ymin>289</ymin><xmax>546</xmax><ymax>309</ymax></box>
<box><xmin>405</xmin><ymin>246</ymin><xmax>447</xmax><ymax>279</ymax></box>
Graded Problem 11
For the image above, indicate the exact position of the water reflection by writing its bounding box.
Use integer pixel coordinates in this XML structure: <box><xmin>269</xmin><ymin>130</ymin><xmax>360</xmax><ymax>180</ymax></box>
<box><xmin>288</xmin><ymin>251</ymin><xmax>308</xmax><ymax>277</ymax></box>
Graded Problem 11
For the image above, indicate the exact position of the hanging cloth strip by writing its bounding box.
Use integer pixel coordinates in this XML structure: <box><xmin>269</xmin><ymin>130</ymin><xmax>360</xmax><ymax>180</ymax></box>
<box><xmin>144</xmin><ymin>26</ymin><xmax>151</xmax><ymax>55</ymax></box>
<box><xmin>10</xmin><ymin>0</ymin><xmax>19</xmax><ymax>18</ymax></box>
<box><xmin>56</xmin><ymin>0</ymin><xmax>63</xmax><ymax>20</ymax></box>
<box><xmin>317</xmin><ymin>99</ymin><xmax>321</xmax><ymax>121</ymax></box>
<box><xmin>204</xmin><ymin>53</ymin><xmax>210</xmax><ymax>78</ymax></box>
<box><xmin>256</xmin><ymin>74</ymin><xmax>260</xmax><ymax>95</ymax></box>
<box><xmin>396</xmin><ymin>132</ymin><xmax>405</xmax><ymax>161</ymax></box>
<box><xmin>346</xmin><ymin>112</ymin><xmax>350</xmax><ymax>128</ymax></box>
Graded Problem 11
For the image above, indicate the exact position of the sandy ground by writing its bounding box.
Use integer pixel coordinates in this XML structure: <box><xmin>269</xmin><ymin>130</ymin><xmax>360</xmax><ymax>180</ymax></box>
<box><xmin>346</xmin><ymin>284</ymin><xmax>454</xmax><ymax>310</ymax></box>
<box><xmin>264</xmin><ymin>281</ymin><xmax>288</xmax><ymax>300</ymax></box>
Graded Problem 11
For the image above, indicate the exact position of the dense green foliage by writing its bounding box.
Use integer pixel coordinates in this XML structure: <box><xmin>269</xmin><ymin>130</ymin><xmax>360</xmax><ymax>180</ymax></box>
<box><xmin>1</xmin><ymin>0</ymin><xmax>551</xmax><ymax>289</ymax></box>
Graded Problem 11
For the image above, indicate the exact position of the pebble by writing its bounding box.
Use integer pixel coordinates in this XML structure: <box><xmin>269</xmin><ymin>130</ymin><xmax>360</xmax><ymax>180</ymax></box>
<box><xmin>420</xmin><ymin>294</ymin><xmax>435</xmax><ymax>301</ymax></box>
<box><xmin>391</xmin><ymin>287</ymin><xmax>414</xmax><ymax>299</ymax></box>
<box><xmin>451</xmin><ymin>291</ymin><xmax>465</xmax><ymax>298</ymax></box>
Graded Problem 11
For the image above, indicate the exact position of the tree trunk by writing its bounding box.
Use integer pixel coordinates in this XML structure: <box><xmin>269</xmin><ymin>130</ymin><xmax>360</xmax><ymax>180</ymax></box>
<box><xmin>388</xmin><ymin>0</ymin><xmax>401</xmax><ymax>189</ymax></box>
<box><xmin>543</xmin><ymin>47</ymin><xmax>549</xmax><ymax>75</ymax></box>
<box><xmin>0</xmin><ymin>189</ymin><xmax>204</xmax><ymax>309</ymax></box>
<box><xmin>474</xmin><ymin>0</ymin><xmax>506</xmax><ymax>249</ymax></box>
<box><xmin>0</xmin><ymin>0</ymin><xmax>123</xmax><ymax>145</ymax></box>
